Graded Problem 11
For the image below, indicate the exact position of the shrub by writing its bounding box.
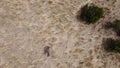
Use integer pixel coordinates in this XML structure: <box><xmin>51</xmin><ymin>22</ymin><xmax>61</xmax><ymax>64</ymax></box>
<box><xmin>116</xmin><ymin>30</ymin><xmax>120</xmax><ymax>36</ymax></box>
<box><xmin>80</xmin><ymin>4</ymin><xmax>104</xmax><ymax>24</ymax></box>
<box><xmin>105</xmin><ymin>38</ymin><xmax>120</xmax><ymax>53</ymax></box>
<box><xmin>113</xmin><ymin>20</ymin><xmax>120</xmax><ymax>30</ymax></box>
<box><xmin>110</xmin><ymin>20</ymin><xmax>120</xmax><ymax>36</ymax></box>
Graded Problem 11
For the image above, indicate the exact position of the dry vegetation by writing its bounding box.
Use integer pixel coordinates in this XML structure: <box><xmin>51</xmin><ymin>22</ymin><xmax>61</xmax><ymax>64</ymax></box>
<box><xmin>0</xmin><ymin>0</ymin><xmax>120</xmax><ymax>68</ymax></box>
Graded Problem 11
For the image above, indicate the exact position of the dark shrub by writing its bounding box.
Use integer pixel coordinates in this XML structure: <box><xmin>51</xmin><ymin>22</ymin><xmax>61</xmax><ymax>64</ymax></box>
<box><xmin>111</xmin><ymin>20</ymin><xmax>120</xmax><ymax>36</ymax></box>
<box><xmin>80</xmin><ymin>4</ymin><xmax>104</xmax><ymax>24</ymax></box>
<box><xmin>104</xmin><ymin>22</ymin><xmax>113</xmax><ymax>29</ymax></box>
<box><xmin>113</xmin><ymin>20</ymin><xmax>120</xmax><ymax>30</ymax></box>
<box><xmin>116</xmin><ymin>30</ymin><xmax>120</xmax><ymax>36</ymax></box>
<box><xmin>105</xmin><ymin>38</ymin><xmax>120</xmax><ymax>53</ymax></box>
<box><xmin>104</xmin><ymin>20</ymin><xmax>120</xmax><ymax>36</ymax></box>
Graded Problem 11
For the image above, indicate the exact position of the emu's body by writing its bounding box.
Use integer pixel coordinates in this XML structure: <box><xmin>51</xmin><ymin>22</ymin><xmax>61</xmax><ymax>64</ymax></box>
<box><xmin>44</xmin><ymin>46</ymin><xmax>50</xmax><ymax>56</ymax></box>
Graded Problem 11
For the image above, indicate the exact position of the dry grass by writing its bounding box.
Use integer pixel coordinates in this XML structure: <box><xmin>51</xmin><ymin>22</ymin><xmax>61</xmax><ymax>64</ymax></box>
<box><xmin>0</xmin><ymin>0</ymin><xmax>120</xmax><ymax>68</ymax></box>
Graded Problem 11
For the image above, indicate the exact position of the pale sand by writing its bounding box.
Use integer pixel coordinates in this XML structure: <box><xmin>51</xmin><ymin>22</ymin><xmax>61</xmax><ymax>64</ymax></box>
<box><xmin>0</xmin><ymin>0</ymin><xmax>120</xmax><ymax>68</ymax></box>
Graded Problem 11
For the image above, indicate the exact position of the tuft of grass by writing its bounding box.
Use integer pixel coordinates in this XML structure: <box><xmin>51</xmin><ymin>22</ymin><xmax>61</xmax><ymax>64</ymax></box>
<box><xmin>80</xmin><ymin>4</ymin><xmax>104</xmax><ymax>24</ymax></box>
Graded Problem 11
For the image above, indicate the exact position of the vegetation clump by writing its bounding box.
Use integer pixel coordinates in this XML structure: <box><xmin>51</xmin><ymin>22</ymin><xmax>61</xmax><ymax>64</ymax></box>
<box><xmin>80</xmin><ymin>4</ymin><xmax>104</xmax><ymax>24</ymax></box>
<box><xmin>104</xmin><ymin>20</ymin><xmax>120</xmax><ymax>36</ymax></box>
<box><xmin>113</xmin><ymin>20</ymin><xmax>120</xmax><ymax>30</ymax></box>
<box><xmin>105</xmin><ymin>38</ymin><xmax>120</xmax><ymax>53</ymax></box>
<box><xmin>112</xmin><ymin>20</ymin><xmax>120</xmax><ymax>36</ymax></box>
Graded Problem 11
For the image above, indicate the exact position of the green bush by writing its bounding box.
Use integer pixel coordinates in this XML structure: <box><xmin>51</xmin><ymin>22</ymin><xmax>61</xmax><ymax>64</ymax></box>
<box><xmin>113</xmin><ymin>20</ymin><xmax>120</xmax><ymax>30</ymax></box>
<box><xmin>105</xmin><ymin>38</ymin><xmax>120</xmax><ymax>53</ymax></box>
<box><xmin>109</xmin><ymin>20</ymin><xmax>120</xmax><ymax>36</ymax></box>
<box><xmin>80</xmin><ymin>4</ymin><xmax>104</xmax><ymax>24</ymax></box>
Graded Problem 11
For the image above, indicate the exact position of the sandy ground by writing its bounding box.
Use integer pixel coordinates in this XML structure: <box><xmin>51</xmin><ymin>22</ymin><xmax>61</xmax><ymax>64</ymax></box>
<box><xmin>0</xmin><ymin>0</ymin><xmax>120</xmax><ymax>68</ymax></box>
